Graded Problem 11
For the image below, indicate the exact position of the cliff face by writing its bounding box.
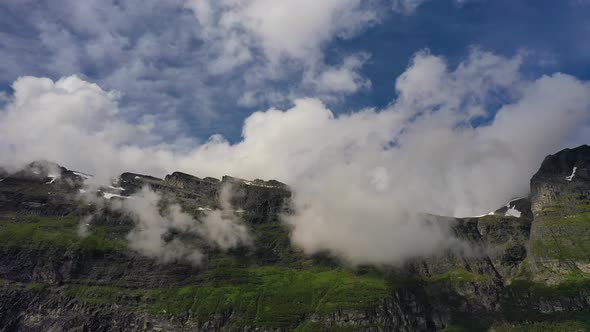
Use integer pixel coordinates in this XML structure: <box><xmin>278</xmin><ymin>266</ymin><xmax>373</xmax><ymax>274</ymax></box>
<box><xmin>527</xmin><ymin>145</ymin><xmax>590</xmax><ymax>285</ymax></box>
<box><xmin>0</xmin><ymin>148</ymin><xmax>589</xmax><ymax>331</ymax></box>
<box><xmin>530</xmin><ymin>145</ymin><xmax>590</xmax><ymax>216</ymax></box>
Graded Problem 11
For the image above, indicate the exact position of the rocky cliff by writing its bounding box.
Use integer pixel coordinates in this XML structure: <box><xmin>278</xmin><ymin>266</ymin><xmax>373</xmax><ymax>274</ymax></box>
<box><xmin>0</xmin><ymin>146</ymin><xmax>588</xmax><ymax>331</ymax></box>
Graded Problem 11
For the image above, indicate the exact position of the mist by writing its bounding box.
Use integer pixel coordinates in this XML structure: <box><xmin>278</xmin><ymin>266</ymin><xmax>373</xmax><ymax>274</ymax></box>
<box><xmin>1</xmin><ymin>49</ymin><xmax>590</xmax><ymax>265</ymax></box>
<box><xmin>92</xmin><ymin>183</ymin><xmax>252</xmax><ymax>265</ymax></box>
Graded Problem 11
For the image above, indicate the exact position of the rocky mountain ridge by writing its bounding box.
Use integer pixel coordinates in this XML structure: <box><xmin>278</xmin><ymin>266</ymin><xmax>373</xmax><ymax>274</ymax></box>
<box><xmin>0</xmin><ymin>146</ymin><xmax>588</xmax><ymax>331</ymax></box>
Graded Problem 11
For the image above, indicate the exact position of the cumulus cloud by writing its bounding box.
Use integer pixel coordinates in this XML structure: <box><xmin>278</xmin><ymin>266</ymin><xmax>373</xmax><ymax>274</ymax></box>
<box><xmin>0</xmin><ymin>75</ymin><xmax>154</xmax><ymax>182</ymax></box>
<box><xmin>305</xmin><ymin>53</ymin><xmax>373</xmax><ymax>96</ymax></box>
<box><xmin>185</xmin><ymin>0</ymin><xmax>378</xmax><ymax>71</ymax></box>
<box><xmin>0</xmin><ymin>0</ymin><xmax>397</xmax><ymax>135</ymax></box>
<box><xmin>184</xmin><ymin>0</ymin><xmax>382</xmax><ymax>102</ymax></box>
<box><xmin>2</xmin><ymin>49</ymin><xmax>590</xmax><ymax>265</ymax></box>
<box><xmin>0</xmin><ymin>0</ymin><xmax>219</xmax><ymax>135</ymax></box>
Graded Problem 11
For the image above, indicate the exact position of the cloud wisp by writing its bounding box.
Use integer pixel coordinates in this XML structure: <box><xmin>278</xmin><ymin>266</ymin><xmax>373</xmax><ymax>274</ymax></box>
<box><xmin>79</xmin><ymin>182</ymin><xmax>252</xmax><ymax>265</ymax></box>
<box><xmin>2</xmin><ymin>49</ymin><xmax>590</xmax><ymax>265</ymax></box>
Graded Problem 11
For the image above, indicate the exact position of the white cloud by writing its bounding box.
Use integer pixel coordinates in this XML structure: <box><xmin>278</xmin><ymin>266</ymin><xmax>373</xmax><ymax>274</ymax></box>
<box><xmin>185</xmin><ymin>0</ymin><xmax>378</xmax><ymax>70</ymax></box>
<box><xmin>306</xmin><ymin>53</ymin><xmax>372</xmax><ymax>95</ymax></box>
<box><xmin>111</xmin><ymin>184</ymin><xmax>251</xmax><ymax>265</ymax></box>
<box><xmin>2</xmin><ymin>49</ymin><xmax>590</xmax><ymax>265</ymax></box>
<box><xmin>184</xmin><ymin>0</ymin><xmax>381</xmax><ymax>100</ymax></box>
<box><xmin>1</xmin><ymin>0</ymin><xmax>481</xmax><ymax>135</ymax></box>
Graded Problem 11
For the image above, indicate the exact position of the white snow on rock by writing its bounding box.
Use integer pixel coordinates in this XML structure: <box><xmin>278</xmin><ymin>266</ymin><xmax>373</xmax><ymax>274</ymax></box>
<box><xmin>565</xmin><ymin>166</ymin><xmax>577</xmax><ymax>182</ymax></box>
<box><xmin>45</xmin><ymin>174</ymin><xmax>58</xmax><ymax>184</ymax></box>
<box><xmin>79</xmin><ymin>189</ymin><xmax>87</xmax><ymax>194</ymax></box>
<box><xmin>505</xmin><ymin>206</ymin><xmax>521</xmax><ymax>218</ymax></box>
<box><xmin>473</xmin><ymin>211</ymin><xmax>497</xmax><ymax>218</ymax></box>
<box><xmin>469</xmin><ymin>197</ymin><xmax>525</xmax><ymax>218</ymax></box>
<box><xmin>134</xmin><ymin>176</ymin><xmax>141</xmax><ymax>179</ymax></box>
<box><xmin>503</xmin><ymin>198</ymin><xmax>524</xmax><ymax>218</ymax></box>
<box><xmin>243</xmin><ymin>180</ymin><xmax>279</xmax><ymax>188</ymax></box>
<box><xmin>103</xmin><ymin>192</ymin><xmax>128</xmax><ymax>199</ymax></box>
<box><xmin>73</xmin><ymin>171</ymin><xmax>93</xmax><ymax>179</ymax></box>
<box><xmin>109</xmin><ymin>185</ymin><xmax>126</xmax><ymax>191</ymax></box>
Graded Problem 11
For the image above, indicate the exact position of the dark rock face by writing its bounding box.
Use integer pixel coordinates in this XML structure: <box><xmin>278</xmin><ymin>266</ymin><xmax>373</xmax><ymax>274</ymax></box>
<box><xmin>491</xmin><ymin>197</ymin><xmax>533</xmax><ymax>220</ymax></box>
<box><xmin>165</xmin><ymin>172</ymin><xmax>219</xmax><ymax>198</ymax></box>
<box><xmin>0</xmin><ymin>146</ymin><xmax>589</xmax><ymax>331</ymax></box>
<box><xmin>221</xmin><ymin>176</ymin><xmax>291</xmax><ymax>223</ymax></box>
<box><xmin>533</xmin><ymin>145</ymin><xmax>590</xmax><ymax>180</ymax></box>
<box><xmin>530</xmin><ymin>144</ymin><xmax>590</xmax><ymax>216</ymax></box>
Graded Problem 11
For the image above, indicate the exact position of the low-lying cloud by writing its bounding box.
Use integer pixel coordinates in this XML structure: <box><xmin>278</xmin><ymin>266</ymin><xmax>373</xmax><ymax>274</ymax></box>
<box><xmin>2</xmin><ymin>49</ymin><xmax>590</xmax><ymax>265</ymax></box>
<box><xmin>86</xmin><ymin>183</ymin><xmax>252</xmax><ymax>265</ymax></box>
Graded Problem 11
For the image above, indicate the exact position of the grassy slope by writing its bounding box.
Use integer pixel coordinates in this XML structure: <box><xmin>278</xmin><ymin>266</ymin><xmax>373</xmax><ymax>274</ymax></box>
<box><xmin>0</xmin><ymin>216</ymin><xmax>125</xmax><ymax>252</ymax></box>
<box><xmin>530</xmin><ymin>211</ymin><xmax>590</xmax><ymax>261</ymax></box>
<box><xmin>4</xmin><ymin>204</ymin><xmax>590</xmax><ymax>331</ymax></box>
<box><xmin>64</xmin><ymin>267</ymin><xmax>388</xmax><ymax>329</ymax></box>
<box><xmin>0</xmin><ymin>216</ymin><xmax>390</xmax><ymax>329</ymax></box>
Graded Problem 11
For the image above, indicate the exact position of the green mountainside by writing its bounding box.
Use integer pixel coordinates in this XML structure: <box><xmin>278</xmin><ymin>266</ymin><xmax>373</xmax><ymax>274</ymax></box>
<box><xmin>0</xmin><ymin>145</ymin><xmax>589</xmax><ymax>331</ymax></box>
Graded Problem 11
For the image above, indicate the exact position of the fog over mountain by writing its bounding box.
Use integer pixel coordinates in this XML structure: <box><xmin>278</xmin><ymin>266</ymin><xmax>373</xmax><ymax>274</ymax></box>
<box><xmin>1</xmin><ymin>49</ymin><xmax>589</xmax><ymax>265</ymax></box>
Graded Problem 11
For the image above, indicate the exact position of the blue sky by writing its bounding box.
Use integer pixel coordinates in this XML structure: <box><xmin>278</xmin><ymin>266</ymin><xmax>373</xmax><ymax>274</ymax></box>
<box><xmin>345</xmin><ymin>0</ymin><xmax>590</xmax><ymax>109</ymax></box>
<box><xmin>1</xmin><ymin>0</ymin><xmax>588</xmax><ymax>143</ymax></box>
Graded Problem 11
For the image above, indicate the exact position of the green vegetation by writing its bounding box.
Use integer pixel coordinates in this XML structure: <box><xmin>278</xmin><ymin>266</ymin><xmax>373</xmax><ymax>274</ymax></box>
<box><xmin>429</xmin><ymin>268</ymin><xmax>492</xmax><ymax>284</ymax></box>
<box><xmin>446</xmin><ymin>312</ymin><xmax>590</xmax><ymax>332</ymax></box>
<box><xmin>26</xmin><ymin>282</ymin><xmax>48</xmax><ymax>291</ymax></box>
<box><xmin>491</xmin><ymin>316</ymin><xmax>590</xmax><ymax>332</ymax></box>
<box><xmin>441</xmin><ymin>310</ymin><xmax>590</xmax><ymax>332</ymax></box>
<box><xmin>0</xmin><ymin>216</ymin><xmax>126</xmax><ymax>252</ymax></box>
<box><xmin>539</xmin><ymin>204</ymin><xmax>590</xmax><ymax>216</ymax></box>
<box><xmin>294</xmin><ymin>321</ymin><xmax>381</xmax><ymax>331</ymax></box>
<box><xmin>65</xmin><ymin>266</ymin><xmax>389</xmax><ymax>329</ymax></box>
<box><xmin>441</xmin><ymin>317</ymin><xmax>492</xmax><ymax>332</ymax></box>
<box><xmin>529</xmin><ymin>212</ymin><xmax>590</xmax><ymax>261</ymax></box>
<box><xmin>506</xmin><ymin>278</ymin><xmax>590</xmax><ymax>304</ymax></box>
<box><xmin>478</xmin><ymin>215</ymin><xmax>530</xmax><ymax>243</ymax></box>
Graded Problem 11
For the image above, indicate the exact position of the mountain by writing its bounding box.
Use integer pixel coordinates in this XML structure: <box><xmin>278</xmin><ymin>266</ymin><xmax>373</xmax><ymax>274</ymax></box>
<box><xmin>0</xmin><ymin>146</ymin><xmax>589</xmax><ymax>331</ymax></box>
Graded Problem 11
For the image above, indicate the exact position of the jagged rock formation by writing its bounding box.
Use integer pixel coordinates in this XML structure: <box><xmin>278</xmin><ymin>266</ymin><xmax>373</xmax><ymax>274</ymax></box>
<box><xmin>530</xmin><ymin>144</ymin><xmax>590</xmax><ymax>215</ymax></box>
<box><xmin>0</xmin><ymin>146</ymin><xmax>588</xmax><ymax>331</ymax></box>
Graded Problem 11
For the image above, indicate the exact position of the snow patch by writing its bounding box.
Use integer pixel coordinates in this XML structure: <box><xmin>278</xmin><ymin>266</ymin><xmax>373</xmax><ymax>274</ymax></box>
<box><xmin>565</xmin><ymin>166</ymin><xmax>577</xmax><ymax>181</ymax></box>
<box><xmin>469</xmin><ymin>197</ymin><xmax>526</xmax><ymax>218</ymax></box>
<box><xmin>243</xmin><ymin>180</ymin><xmax>279</xmax><ymax>188</ymax></box>
<box><xmin>73</xmin><ymin>171</ymin><xmax>93</xmax><ymax>179</ymax></box>
<box><xmin>505</xmin><ymin>207</ymin><xmax>521</xmax><ymax>218</ymax></box>
<box><xmin>109</xmin><ymin>185</ymin><xmax>126</xmax><ymax>191</ymax></box>
<box><xmin>45</xmin><ymin>174</ymin><xmax>58</xmax><ymax>184</ymax></box>
<box><xmin>79</xmin><ymin>189</ymin><xmax>87</xmax><ymax>194</ymax></box>
<box><xmin>103</xmin><ymin>192</ymin><xmax>128</xmax><ymax>199</ymax></box>
<box><xmin>503</xmin><ymin>198</ymin><xmax>525</xmax><ymax>218</ymax></box>
<box><xmin>473</xmin><ymin>211</ymin><xmax>497</xmax><ymax>218</ymax></box>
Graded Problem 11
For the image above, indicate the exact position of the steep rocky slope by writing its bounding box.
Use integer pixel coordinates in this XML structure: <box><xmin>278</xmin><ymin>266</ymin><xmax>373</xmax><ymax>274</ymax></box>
<box><xmin>0</xmin><ymin>146</ymin><xmax>588</xmax><ymax>331</ymax></box>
